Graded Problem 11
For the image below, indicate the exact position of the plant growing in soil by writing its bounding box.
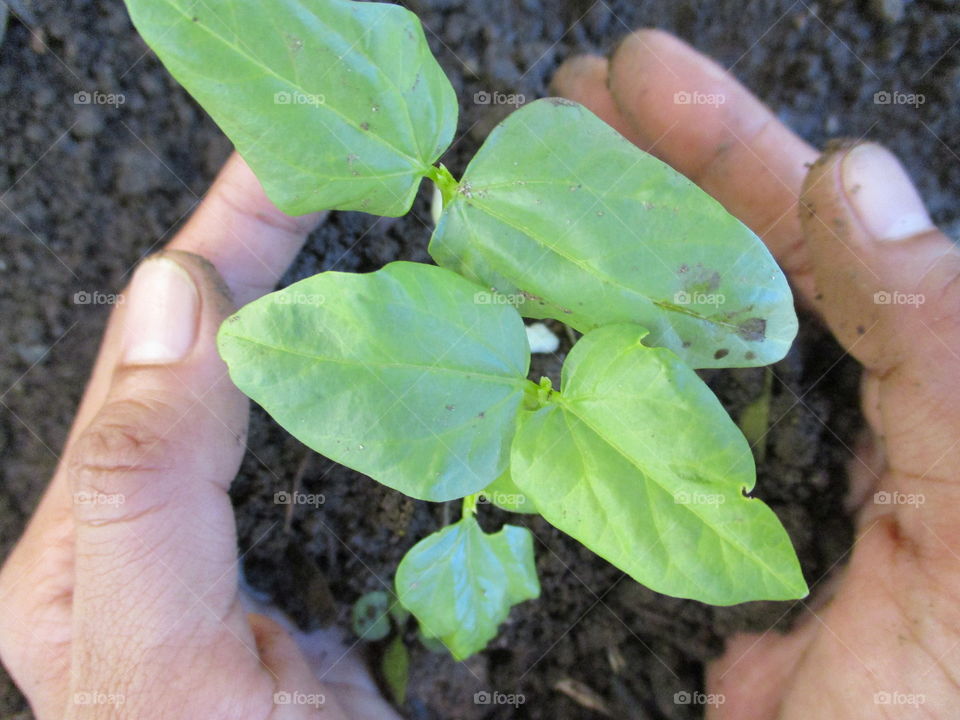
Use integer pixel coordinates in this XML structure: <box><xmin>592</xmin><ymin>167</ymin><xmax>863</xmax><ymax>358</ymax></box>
<box><xmin>125</xmin><ymin>0</ymin><xmax>808</xmax><ymax>658</ymax></box>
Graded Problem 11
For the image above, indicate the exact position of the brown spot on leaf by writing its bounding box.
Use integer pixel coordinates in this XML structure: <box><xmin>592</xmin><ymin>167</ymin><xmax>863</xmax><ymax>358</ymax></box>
<box><xmin>737</xmin><ymin>317</ymin><xmax>767</xmax><ymax>342</ymax></box>
<box><xmin>745</xmin><ymin>351</ymin><xmax>756</xmax><ymax>360</ymax></box>
<box><xmin>714</xmin><ymin>349</ymin><xmax>729</xmax><ymax>360</ymax></box>
<box><xmin>680</xmin><ymin>264</ymin><xmax>721</xmax><ymax>293</ymax></box>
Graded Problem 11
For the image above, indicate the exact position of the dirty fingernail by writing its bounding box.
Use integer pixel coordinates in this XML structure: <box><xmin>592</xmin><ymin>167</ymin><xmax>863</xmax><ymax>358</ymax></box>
<box><xmin>123</xmin><ymin>256</ymin><xmax>200</xmax><ymax>365</ymax></box>
<box><xmin>841</xmin><ymin>143</ymin><xmax>933</xmax><ymax>241</ymax></box>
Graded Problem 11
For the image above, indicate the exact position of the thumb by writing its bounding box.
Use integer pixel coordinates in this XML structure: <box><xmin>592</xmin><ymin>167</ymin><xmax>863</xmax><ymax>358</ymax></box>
<box><xmin>67</xmin><ymin>251</ymin><xmax>258</xmax><ymax>678</ymax></box>
<box><xmin>801</xmin><ymin>142</ymin><xmax>960</xmax><ymax>540</ymax></box>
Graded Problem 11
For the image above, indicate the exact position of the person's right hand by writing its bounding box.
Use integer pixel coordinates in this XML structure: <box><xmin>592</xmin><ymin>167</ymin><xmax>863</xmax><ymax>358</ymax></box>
<box><xmin>553</xmin><ymin>30</ymin><xmax>960</xmax><ymax>719</ymax></box>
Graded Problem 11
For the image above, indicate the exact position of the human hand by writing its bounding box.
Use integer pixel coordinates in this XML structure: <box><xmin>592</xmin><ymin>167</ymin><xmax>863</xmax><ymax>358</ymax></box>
<box><xmin>0</xmin><ymin>154</ymin><xmax>401</xmax><ymax>719</ymax></box>
<box><xmin>553</xmin><ymin>29</ymin><xmax>960</xmax><ymax>719</ymax></box>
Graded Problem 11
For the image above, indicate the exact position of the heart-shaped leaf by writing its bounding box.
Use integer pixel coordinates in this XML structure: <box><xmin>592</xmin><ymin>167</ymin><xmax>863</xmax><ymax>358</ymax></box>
<box><xmin>218</xmin><ymin>262</ymin><xmax>531</xmax><ymax>502</ymax></box>
<box><xmin>511</xmin><ymin>324</ymin><xmax>807</xmax><ymax>604</ymax></box>
<box><xmin>125</xmin><ymin>0</ymin><xmax>457</xmax><ymax>216</ymax></box>
<box><xmin>430</xmin><ymin>98</ymin><xmax>797</xmax><ymax>369</ymax></box>
<box><xmin>396</xmin><ymin>517</ymin><xmax>540</xmax><ymax>660</ymax></box>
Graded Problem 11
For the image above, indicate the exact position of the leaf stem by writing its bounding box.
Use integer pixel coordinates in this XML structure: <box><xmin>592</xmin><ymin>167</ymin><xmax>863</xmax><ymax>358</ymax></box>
<box><xmin>461</xmin><ymin>493</ymin><xmax>480</xmax><ymax>519</ymax></box>
<box><xmin>426</xmin><ymin>163</ymin><xmax>459</xmax><ymax>208</ymax></box>
<box><xmin>523</xmin><ymin>376</ymin><xmax>555</xmax><ymax>410</ymax></box>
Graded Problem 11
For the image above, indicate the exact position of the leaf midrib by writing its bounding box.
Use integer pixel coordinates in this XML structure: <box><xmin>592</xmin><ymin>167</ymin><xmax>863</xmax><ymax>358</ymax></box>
<box><xmin>223</xmin><ymin>330</ymin><xmax>530</xmax><ymax>386</ymax></box>
<box><xmin>452</xmin><ymin>198</ymin><xmax>742</xmax><ymax>334</ymax></box>
<box><xmin>554</xmin><ymin>398</ymin><xmax>796</xmax><ymax>590</ymax></box>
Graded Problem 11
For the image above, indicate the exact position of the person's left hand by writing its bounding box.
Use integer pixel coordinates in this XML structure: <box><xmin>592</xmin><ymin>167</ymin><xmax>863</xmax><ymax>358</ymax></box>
<box><xmin>0</xmin><ymin>153</ymin><xmax>400</xmax><ymax>719</ymax></box>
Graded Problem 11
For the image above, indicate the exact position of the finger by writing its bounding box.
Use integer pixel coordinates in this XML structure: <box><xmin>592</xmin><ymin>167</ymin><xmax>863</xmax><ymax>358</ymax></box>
<box><xmin>71</xmin><ymin>152</ymin><xmax>323</xmax><ymax>441</ymax></box>
<box><xmin>250</xmin><ymin>614</ymin><xmax>349</xmax><ymax>720</ymax></box>
<box><xmin>0</xmin><ymin>506</ymin><xmax>72</xmax><ymax>718</ymax></box>
<box><xmin>244</xmin><ymin>597</ymin><xmax>403</xmax><ymax>719</ymax></box>
<box><xmin>169</xmin><ymin>152</ymin><xmax>324</xmax><ymax>306</ymax></box>
<box><xmin>68</xmin><ymin>252</ymin><xmax>259</xmax><ymax>680</ymax></box>
<box><xmin>18</xmin><ymin>153</ymin><xmax>324</xmax><ymax>550</ymax></box>
<box><xmin>549</xmin><ymin>55</ymin><xmax>644</xmax><ymax>146</ymax></box>
<box><xmin>552</xmin><ymin>31</ymin><xmax>819</xmax><ymax>301</ymax></box>
<box><xmin>800</xmin><ymin>142</ymin><xmax>960</xmax><ymax>542</ymax></box>
<box><xmin>706</xmin><ymin>626</ymin><xmax>818</xmax><ymax>720</ymax></box>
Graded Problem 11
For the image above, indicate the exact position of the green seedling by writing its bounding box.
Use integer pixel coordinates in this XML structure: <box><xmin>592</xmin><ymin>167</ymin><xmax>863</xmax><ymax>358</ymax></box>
<box><xmin>739</xmin><ymin>367</ymin><xmax>775</xmax><ymax>462</ymax></box>
<box><xmin>125</xmin><ymin>0</ymin><xmax>808</xmax><ymax>660</ymax></box>
<box><xmin>351</xmin><ymin>590</ymin><xmax>391</xmax><ymax>642</ymax></box>
<box><xmin>382</xmin><ymin>634</ymin><xmax>410</xmax><ymax>705</ymax></box>
<box><xmin>351</xmin><ymin>590</ymin><xmax>411</xmax><ymax>703</ymax></box>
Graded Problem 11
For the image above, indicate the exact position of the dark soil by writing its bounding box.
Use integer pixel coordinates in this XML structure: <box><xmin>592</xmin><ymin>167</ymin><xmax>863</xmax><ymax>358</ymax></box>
<box><xmin>1</xmin><ymin>0</ymin><xmax>957</xmax><ymax>718</ymax></box>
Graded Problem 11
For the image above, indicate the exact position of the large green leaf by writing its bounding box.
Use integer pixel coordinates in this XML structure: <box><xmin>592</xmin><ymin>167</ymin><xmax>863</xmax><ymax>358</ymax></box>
<box><xmin>218</xmin><ymin>262</ymin><xmax>531</xmax><ymax>502</ymax></box>
<box><xmin>511</xmin><ymin>324</ymin><xmax>807</xmax><ymax>605</ymax></box>
<box><xmin>395</xmin><ymin>517</ymin><xmax>540</xmax><ymax>660</ymax></box>
<box><xmin>481</xmin><ymin>471</ymin><xmax>538</xmax><ymax>514</ymax></box>
<box><xmin>125</xmin><ymin>0</ymin><xmax>457</xmax><ymax>216</ymax></box>
<box><xmin>430</xmin><ymin>98</ymin><xmax>797</xmax><ymax>369</ymax></box>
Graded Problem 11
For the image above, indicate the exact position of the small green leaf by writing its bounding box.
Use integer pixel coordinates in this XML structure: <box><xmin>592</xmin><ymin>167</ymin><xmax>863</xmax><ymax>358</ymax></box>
<box><xmin>416</xmin><ymin>628</ymin><xmax>448</xmax><ymax>654</ymax></box>
<box><xmin>481</xmin><ymin>471</ymin><xmax>538</xmax><ymax>514</ymax></box>
<box><xmin>430</xmin><ymin>98</ymin><xmax>797</xmax><ymax>368</ymax></box>
<box><xmin>389</xmin><ymin>600</ymin><xmax>410</xmax><ymax>627</ymax></box>
<box><xmin>738</xmin><ymin>367</ymin><xmax>774</xmax><ymax>463</ymax></box>
<box><xmin>218</xmin><ymin>262</ymin><xmax>531</xmax><ymax>502</ymax></box>
<box><xmin>396</xmin><ymin>517</ymin><xmax>540</xmax><ymax>660</ymax></box>
<box><xmin>124</xmin><ymin>0</ymin><xmax>457</xmax><ymax>216</ymax></box>
<box><xmin>352</xmin><ymin>591</ymin><xmax>391</xmax><ymax>641</ymax></box>
<box><xmin>382</xmin><ymin>635</ymin><xmax>410</xmax><ymax>705</ymax></box>
<box><xmin>511</xmin><ymin>324</ymin><xmax>807</xmax><ymax>605</ymax></box>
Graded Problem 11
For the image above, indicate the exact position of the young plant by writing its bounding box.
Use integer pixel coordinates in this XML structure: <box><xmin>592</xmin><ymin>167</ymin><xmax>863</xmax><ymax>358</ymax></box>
<box><xmin>125</xmin><ymin>0</ymin><xmax>808</xmax><ymax>660</ymax></box>
<box><xmin>351</xmin><ymin>591</ymin><xmax>412</xmax><ymax>704</ymax></box>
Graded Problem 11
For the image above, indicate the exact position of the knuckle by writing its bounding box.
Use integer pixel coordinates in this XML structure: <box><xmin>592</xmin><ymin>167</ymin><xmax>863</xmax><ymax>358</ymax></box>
<box><xmin>68</xmin><ymin>398</ymin><xmax>183</xmax><ymax>518</ymax></box>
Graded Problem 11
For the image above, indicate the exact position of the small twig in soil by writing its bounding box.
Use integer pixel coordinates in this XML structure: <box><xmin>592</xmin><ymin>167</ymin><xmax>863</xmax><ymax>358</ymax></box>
<box><xmin>283</xmin><ymin>451</ymin><xmax>314</xmax><ymax>534</ymax></box>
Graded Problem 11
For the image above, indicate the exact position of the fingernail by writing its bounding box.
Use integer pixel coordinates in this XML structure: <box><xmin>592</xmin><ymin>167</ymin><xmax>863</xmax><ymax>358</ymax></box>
<box><xmin>841</xmin><ymin>143</ymin><xmax>933</xmax><ymax>241</ymax></box>
<box><xmin>550</xmin><ymin>55</ymin><xmax>604</xmax><ymax>96</ymax></box>
<box><xmin>123</xmin><ymin>256</ymin><xmax>200</xmax><ymax>365</ymax></box>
